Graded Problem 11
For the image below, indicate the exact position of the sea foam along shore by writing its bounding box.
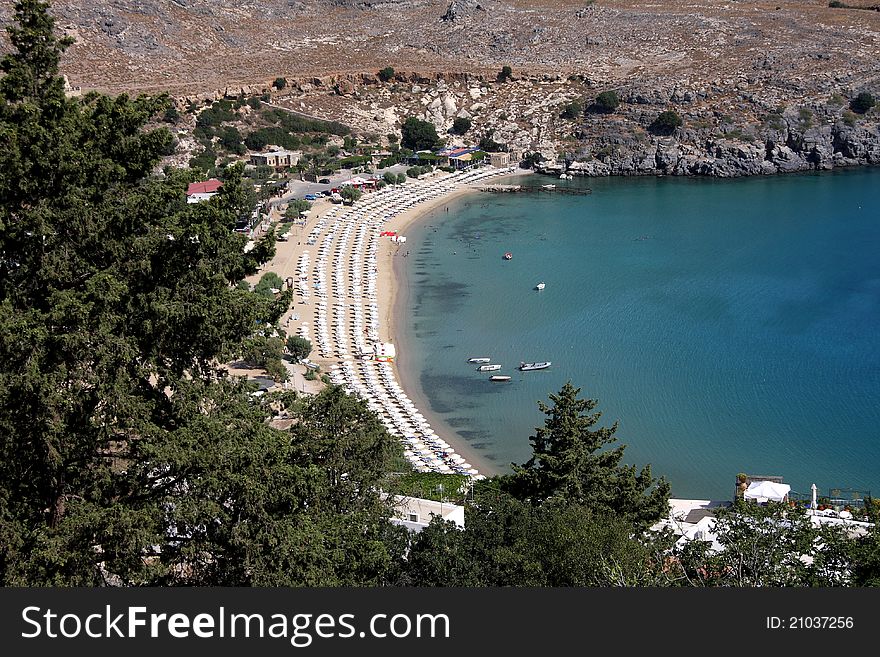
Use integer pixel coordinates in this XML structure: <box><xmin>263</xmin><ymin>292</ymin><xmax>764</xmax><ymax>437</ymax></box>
<box><xmin>304</xmin><ymin>166</ymin><xmax>522</xmax><ymax>479</ymax></box>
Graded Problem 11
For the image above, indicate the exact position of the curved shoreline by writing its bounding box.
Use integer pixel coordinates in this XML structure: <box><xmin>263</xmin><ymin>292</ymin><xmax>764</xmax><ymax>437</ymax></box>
<box><xmin>294</xmin><ymin>167</ymin><xmax>528</xmax><ymax>477</ymax></box>
<box><xmin>389</xmin><ymin>202</ymin><xmax>498</xmax><ymax>477</ymax></box>
<box><xmin>379</xmin><ymin>173</ymin><xmax>533</xmax><ymax>477</ymax></box>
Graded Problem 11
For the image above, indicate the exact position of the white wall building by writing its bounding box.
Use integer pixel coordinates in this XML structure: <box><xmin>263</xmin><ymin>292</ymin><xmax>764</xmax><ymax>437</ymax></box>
<box><xmin>387</xmin><ymin>495</ymin><xmax>465</xmax><ymax>533</ymax></box>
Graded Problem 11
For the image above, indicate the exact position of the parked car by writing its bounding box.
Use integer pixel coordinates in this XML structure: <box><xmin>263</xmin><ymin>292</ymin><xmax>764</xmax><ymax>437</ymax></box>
<box><xmin>318</xmin><ymin>178</ymin><xmax>331</xmax><ymax>184</ymax></box>
<box><xmin>304</xmin><ymin>194</ymin><xmax>318</xmax><ymax>201</ymax></box>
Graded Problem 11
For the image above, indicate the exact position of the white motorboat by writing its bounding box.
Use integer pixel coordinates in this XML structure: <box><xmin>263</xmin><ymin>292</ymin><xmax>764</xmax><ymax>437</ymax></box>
<box><xmin>519</xmin><ymin>361</ymin><xmax>551</xmax><ymax>371</ymax></box>
<box><xmin>467</xmin><ymin>357</ymin><xmax>491</xmax><ymax>363</ymax></box>
<box><xmin>477</xmin><ymin>364</ymin><xmax>502</xmax><ymax>372</ymax></box>
<box><xmin>489</xmin><ymin>375</ymin><xmax>512</xmax><ymax>382</ymax></box>
<box><xmin>535</xmin><ymin>282</ymin><xmax>545</xmax><ymax>290</ymax></box>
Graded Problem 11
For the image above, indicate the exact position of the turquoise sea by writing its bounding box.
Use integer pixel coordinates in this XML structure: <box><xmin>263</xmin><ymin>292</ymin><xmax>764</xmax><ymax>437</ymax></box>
<box><xmin>396</xmin><ymin>169</ymin><xmax>880</xmax><ymax>500</ymax></box>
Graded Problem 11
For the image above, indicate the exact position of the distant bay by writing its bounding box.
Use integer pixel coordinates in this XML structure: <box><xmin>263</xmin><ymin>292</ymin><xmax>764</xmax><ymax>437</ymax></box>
<box><xmin>395</xmin><ymin>169</ymin><xmax>880</xmax><ymax>500</ymax></box>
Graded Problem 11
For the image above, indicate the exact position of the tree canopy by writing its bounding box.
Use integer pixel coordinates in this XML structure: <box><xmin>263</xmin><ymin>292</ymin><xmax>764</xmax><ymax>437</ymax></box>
<box><xmin>451</xmin><ymin>116</ymin><xmax>472</xmax><ymax>135</ymax></box>
<box><xmin>285</xmin><ymin>198</ymin><xmax>311</xmax><ymax>219</ymax></box>
<box><xmin>0</xmin><ymin>0</ymin><xmax>402</xmax><ymax>586</ymax></box>
<box><xmin>401</xmin><ymin>116</ymin><xmax>442</xmax><ymax>151</ymax></box>
<box><xmin>286</xmin><ymin>335</ymin><xmax>312</xmax><ymax>362</ymax></box>
<box><xmin>3</xmin><ymin>1</ymin><xmax>878</xmax><ymax>591</ymax></box>
<box><xmin>340</xmin><ymin>185</ymin><xmax>363</xmax><ymax>203</ymax></box>
<box><xmin>502</xmin><ymin>382</ymin><xmax>670</xmax><ymax>526</ymax></box>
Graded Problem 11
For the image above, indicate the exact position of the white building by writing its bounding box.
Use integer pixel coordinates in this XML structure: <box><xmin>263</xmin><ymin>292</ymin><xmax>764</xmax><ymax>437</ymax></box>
<box><xmin>387</xmin><ymin>495</ymin><xmax>465</xmax><ymax>533</ymax></box>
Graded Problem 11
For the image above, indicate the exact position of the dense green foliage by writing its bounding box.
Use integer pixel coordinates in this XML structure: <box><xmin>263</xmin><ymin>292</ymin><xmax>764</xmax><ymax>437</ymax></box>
<box><xmin>497</xmin><ymin>65</ymin><xmax>513</xmax><ymax>82</ymax></box>
<box><xmin>253</xmin><ymin>271</ymin><xmax>284</xmax><ymax>298</ymax></box>
<box><xmin>286</xmin><ymin>335</ymin><xmax>312</xmax><ymax>362</ymax></box>
<box><xmin>649</xmin><ymin>110</ymin><xmax>684</xmax><ymax>135</ymax></box>
<box><xmin>675</xmin><ymin>501</ymin><xmax>879</xmax><ymax>587</ymax></box>
<box><xmin>0</xmin><ymin>0</ymin><xmax>402</xmax><ymax>586</ymax></box>
<box><xmin>519</xmin><ymin>151</ymin><xmax>544</xmax><ymax>169</ymax></box>
<box><xmin>401</xmin><ymin>116</ymin><xmax>442</xmax><ymax>151</ymax></box>
<box><xmin>218</xmin><ymin>125</ymin><xmax>245</xmax><ymax>154</ymax></box>
<box><xmin>502</xmin><ymin>383</ymin><xmax>670</xmax><ymax>527</ymax></box>
<box><xmin>196</xmin><ymin>101</ymin><xmax>236</xmax><ymax>128</ymax></box>
<box><xmin>285</xmin><ymin>198</ymin><xmax>311</xmax><ymax>219</ymax></box>
<box><xmin>406</xmin><ymin>165</ymin><xmax>433</xmax><ymax>178</ymax></box>
<box><xmin>163</xmin><ymin>105</ymin><xmax>180</xmax><ymax>123</ymax></box>
<box><xmin>245</xmin><ymin>127</ymin><xmax>300</xmax><ymax>151</ymax></box>
<box><xmin>268</xmin><ymin>108</ymin><xmax>349</xmax><ymax>137</ymax></box>
<box><xmin>398</xmin><ymin>492</ymin><xmax>670</xmax><ymax>586</ymax></box>
<box><xmin>478</xmin><ymin>133</ymin><xmax>504</xmax><ymax>152</ymax></box>
<box><xmin>340</xmin><ymin>185</ymin><xmax>363</xmax><ymax>203</ymax></box>
<box><xmin>378</xmin><ymin>67</ymin><xmax>395</xmax><ymax>82</ymax></box>
<box><xmin>273</xmin><ymin>77</ymin><xmax>287</xmax><ymax>90</ymax></box>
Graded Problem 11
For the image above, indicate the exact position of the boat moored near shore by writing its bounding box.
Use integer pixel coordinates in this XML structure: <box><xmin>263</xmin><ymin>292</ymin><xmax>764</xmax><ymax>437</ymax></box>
<box><xmin>477</xmin><ymin>364</ymin><xmax>503</xmax><ymax>371</ymax></box>
<box><xmin>519</xmin><ymin>361</ymin><xmax>551</xmax><ymax>371</ymax></box>
<box><xmin>468</xmin><ymin>357</ymin><xmax>491</xmax><ymax>363</ymax></box>
<box><xmin>489</xmin><ymin>375</ymin><xmax>512</xmax><ymax>381</ymax></box>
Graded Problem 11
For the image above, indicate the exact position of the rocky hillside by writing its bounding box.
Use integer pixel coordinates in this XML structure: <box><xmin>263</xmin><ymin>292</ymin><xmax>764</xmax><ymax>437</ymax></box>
<box><xmin>4</xmin><ymin>0</ymin><xmax>877</xmax><ymax>176</ymax></box>
<box><xmin>3</xmin><ymin>1</ymin><xmax>877</xmax><ymax>97</ymax></box>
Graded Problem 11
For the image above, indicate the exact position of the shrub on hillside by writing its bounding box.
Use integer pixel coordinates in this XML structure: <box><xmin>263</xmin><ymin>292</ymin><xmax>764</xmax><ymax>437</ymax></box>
<box><xmin>560</xmin><ymin>100</ymin><xmax>583</xmax><ymax>120</ymax></box>
<box><xmin>648</xmin><ymin>110</ymin><xmax>683</xmax><ymax>136</ymax></box>
<box><xmin>451</xmin><ymin>117</ymin><xmax>472</xmax><ymax>135</ymax></box>
<box><xmin>593</xmin><ymin>90</ymin><xmax>620</xmax><ymax>114</ymax></box>
<box><xmin>850</xmin><ymin>92</ymin><xmax>875</xmax><ymax>114</ymax></box>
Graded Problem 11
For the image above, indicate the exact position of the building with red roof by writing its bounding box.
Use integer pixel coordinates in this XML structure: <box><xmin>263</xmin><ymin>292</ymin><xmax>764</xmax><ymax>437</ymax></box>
<box><xmin>186</xmin><ymin>179</ymin><xmax>223</xmax><ymax>203</ymax></box>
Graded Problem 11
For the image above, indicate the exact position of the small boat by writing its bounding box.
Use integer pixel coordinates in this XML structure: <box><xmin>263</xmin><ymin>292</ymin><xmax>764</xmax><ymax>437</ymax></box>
<box><xmin>519</xmin><ymin>361</ymin><xmax>551</xmax><ymax>371</ymax></box>
<box><xmin>535</xmin><ymin>282</ymin><xmax>545</xmax><ymax>290</ymax></box>
<box><xmin>503</xmin><ymin>252</ymin><xmax>513</xmax><ymax>260</ymax></box>
<box><xmin>468</xmin><ymin>357</ymin><xmax>491</xmax><ymax>364</ymax></box>
<box><xmin>542</xmin><ymin>184</ymin><xmax>556</xmax><ymax>190</ymax></box>
<box><xmin>489</xmin><ymin>375</ymin><xmax>512</xmax><ymax>382</ymax></box>
<box><xmin>477</xmin><ymin>364</ymin><xmax>502</xmax><ymax>372</ymax></box>
<box><xmin>559</xmin><ymin>173</ymin><xmax>573</xmax><ymax>180</ymax></box>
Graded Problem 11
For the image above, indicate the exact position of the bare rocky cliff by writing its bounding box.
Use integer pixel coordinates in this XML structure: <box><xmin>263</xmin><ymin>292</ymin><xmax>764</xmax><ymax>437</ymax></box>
<box><xmin>2</xmin><ymin>1</ymin><xmax>878</xmax><ymax>177</ymax></box>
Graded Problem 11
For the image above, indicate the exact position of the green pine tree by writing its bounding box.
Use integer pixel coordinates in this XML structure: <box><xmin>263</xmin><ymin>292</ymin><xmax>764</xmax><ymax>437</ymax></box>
<box><xmin>503</xmin><ymin>382</ymin><xmax>670</xmax><ymax>526</ymax></box>
<box><xmin>0</xmin><ymin>0</ymin><xmax>401</xmax><ymax>586</ymax></box>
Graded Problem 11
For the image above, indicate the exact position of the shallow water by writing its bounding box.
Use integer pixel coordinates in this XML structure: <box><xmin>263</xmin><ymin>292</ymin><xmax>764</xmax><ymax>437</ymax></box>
<box><xmin>397</xmin><ymin>169</ymin><xmax>880</xmax><ymax>500</ymax></box>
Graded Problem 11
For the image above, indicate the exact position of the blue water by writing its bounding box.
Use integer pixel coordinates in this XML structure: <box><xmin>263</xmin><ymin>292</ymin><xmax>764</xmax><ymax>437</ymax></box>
<box><xmin>398</xmin><ymin>169</ymin><xmax>880</xmax><ymax>500</ymax></box>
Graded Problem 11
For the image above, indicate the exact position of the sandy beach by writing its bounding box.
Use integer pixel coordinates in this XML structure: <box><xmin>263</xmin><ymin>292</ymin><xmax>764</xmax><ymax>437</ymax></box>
<box><xmin>246</xmin><ymin>167</ymin><xmax>529</xmax><ymax>477</ymax></box>
<box><xmin>382</xmin><ymin>185</ymin><xmax>500</xmax><ymax>475</ymax></box>
<box><xmin>383</xmin><ymin>172</ymin><xmax>533</xmax><ymax>476</ymax></box>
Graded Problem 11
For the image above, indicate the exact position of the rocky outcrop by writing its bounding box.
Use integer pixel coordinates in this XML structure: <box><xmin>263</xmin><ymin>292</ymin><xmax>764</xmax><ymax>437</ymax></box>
<box><xmin>440</xmin><ymin>0</ymin><xmax>487</xmax><ymax>22</ymax></box>
<box><xmin>544</xmin><ymin>121</ymin><xmax>880</xmax><ymax>178</ymax></box>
